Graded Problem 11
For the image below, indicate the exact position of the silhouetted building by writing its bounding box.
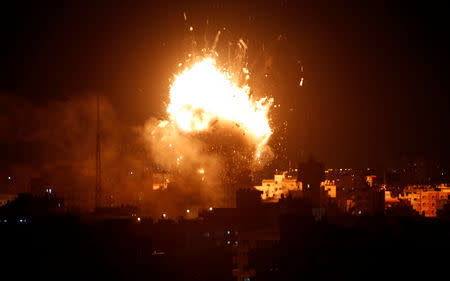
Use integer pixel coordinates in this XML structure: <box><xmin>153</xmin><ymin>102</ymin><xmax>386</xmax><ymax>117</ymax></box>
<box><xmin>233</xmin><ymin>229</ymin><xmax>280</xmax><ymax>281</ymax></box>
<box><xmin>236</xmin><ymin>188</ymin><xmax>262</xmax><ymax>209</ymax></box>
<box><xmin>297</xmin><ymin>158</ymin><xmax>325</xmax><ymax>208</ymax></box>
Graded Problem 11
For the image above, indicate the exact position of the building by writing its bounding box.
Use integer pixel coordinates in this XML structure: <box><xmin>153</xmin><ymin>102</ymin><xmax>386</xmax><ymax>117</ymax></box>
<box><xmin>321</xmin><ymin>180</ymin><xmax>336</xmax><ymax>198</ymax></box>
<box><xmin>384</xmin><ymin>189</ymin><xmax>400</xmax><ymax>209</ymax></box>
<box><xmin>298</xmin><ymin>158</ymin><xmax>325</xmax><ymax>208</ymax></box>
<box><xmin>399</xmin><ymin>186</ymin><xmax>450</xmax><ymax>217</ymax></box>
<box><xmin>254</xmin><ymin>172</ymin><xmax>300</xmax><ymax>201</ymax></box>
<box><xmin>232</xmin><ymin>228</ymin><xmax>280</xmax><ymax>281</ymax></box>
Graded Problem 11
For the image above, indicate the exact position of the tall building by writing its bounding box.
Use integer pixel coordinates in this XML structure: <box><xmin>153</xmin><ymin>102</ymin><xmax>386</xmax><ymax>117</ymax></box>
<box><xmin>297</xmin><ymin>158</ymin><xmax>325</xmax><ymax>208</ymax></box>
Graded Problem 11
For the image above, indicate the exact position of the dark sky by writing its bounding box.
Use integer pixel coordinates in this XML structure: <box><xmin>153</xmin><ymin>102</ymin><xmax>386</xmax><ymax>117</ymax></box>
<box><xmin>1</xmin><ymin>0</ymin><xmax>449</xmax><ymax>168</ymax></box>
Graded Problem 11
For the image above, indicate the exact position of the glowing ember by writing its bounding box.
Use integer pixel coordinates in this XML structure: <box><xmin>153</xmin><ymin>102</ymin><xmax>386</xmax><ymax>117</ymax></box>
<box><xmin>167</xmin><ymin>58</ymin><xmax>273</xmax><ymax>154</ymax></box>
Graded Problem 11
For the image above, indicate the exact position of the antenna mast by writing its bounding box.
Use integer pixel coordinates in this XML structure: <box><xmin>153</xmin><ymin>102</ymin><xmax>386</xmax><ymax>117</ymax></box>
<box><xmin>95</xmin><ymin>94</ymin><xmax>102</xmax><ymax>209</ymax></box>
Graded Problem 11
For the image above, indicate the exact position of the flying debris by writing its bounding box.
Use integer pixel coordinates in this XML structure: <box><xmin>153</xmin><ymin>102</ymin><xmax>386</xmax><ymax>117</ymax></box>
<box><xmin>143</xmin><ymin>34</ymin><xmax>277</xmax><ymax>211</ymax></box>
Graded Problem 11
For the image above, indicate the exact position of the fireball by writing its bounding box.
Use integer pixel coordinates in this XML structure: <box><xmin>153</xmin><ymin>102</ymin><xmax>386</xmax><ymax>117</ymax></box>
<box><xmin>167</xmin><ymin>57</ymin><xmax>273</xmax><ymax>154</ymax></box>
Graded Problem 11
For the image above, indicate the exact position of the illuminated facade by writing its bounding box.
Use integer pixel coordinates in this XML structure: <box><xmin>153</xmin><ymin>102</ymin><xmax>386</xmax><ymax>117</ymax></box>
<box><xmin>399</xmin><ymin>186</ymin><xmax>450</xmax><ymax>217</ymax></box>
<box><xmin>321</xmin><ymin>180</ymin><xmax>336</xmax><ymax>198</ymax></box>
<box><xmin>254</xmin><ymin>172</ymin><xmax>300</xmax><ymax>201</ymax></box>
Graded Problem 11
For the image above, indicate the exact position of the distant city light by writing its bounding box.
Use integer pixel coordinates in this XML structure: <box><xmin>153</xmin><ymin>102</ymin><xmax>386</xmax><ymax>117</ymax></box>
<box><xmin>209</xmin><ymin>207</ymin><xmax>213</xmax><ymax>211</ymax></box>
<box><xmin>162</xmin><ymin>213</ymin><xmax>167</xmax><ymax>219</ymax></box>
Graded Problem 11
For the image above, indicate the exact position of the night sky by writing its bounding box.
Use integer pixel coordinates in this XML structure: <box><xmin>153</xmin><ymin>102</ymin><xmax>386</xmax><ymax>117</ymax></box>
<box><xmin>1</xmin><ymin>0</ymin><xmax>449</xmax><ymax>169</ymax></box>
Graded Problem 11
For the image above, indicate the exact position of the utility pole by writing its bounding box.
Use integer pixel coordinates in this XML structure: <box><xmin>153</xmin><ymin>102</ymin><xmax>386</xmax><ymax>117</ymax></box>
<box><xmin>95</xmin><ymin>94</ymin><xmax>102</xmax><ymax>209</ymax></box>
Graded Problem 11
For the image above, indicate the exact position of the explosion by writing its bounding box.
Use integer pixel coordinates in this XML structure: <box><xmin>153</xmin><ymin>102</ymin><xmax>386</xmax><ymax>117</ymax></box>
<box><xmin>143</xmin><ymin>43</ymin><xmax>275</xmax><ymax>211</ymax></box>
<box><xmin>168</xmin><ymin>57</ymin><xmax>273</xmax><ymax>153</ymax></box>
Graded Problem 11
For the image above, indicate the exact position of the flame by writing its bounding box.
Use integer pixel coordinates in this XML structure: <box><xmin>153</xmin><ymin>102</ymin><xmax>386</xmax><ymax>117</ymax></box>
<box><xmin>167</xmin><ymin>57</ymin><xmax>273</xmax><ymax>154</ymax></box>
